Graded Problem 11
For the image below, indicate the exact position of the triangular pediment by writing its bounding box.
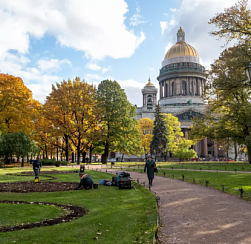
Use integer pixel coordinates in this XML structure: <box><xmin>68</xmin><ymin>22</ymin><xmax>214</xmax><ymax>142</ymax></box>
<box><xmin>173</xmin><ymin>109</ymin><xmax>204</xmax><ymax>121</ymax></box>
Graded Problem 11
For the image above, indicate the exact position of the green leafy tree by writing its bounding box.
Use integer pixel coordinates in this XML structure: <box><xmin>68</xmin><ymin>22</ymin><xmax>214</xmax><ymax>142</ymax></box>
<box><xmin>150</xmin><ymin>103</ymin><xmax>169</xmax><ymax>160</ymax></box>
<box><xmin>190</xmin><ymin>44</ymin><xmax>251</xmax><ymax>163</ymax></box>
<box><xmin>164</xmin><ymin>113</ymin><xmax>196</xmax><ymax>161</ymax></box>
<box><xmin>0</xmin><ymin>131</ymin><xmax>40</xmax><ymax>166</ymax></box>
<box><xmin>96</xmin><ymin>80</ymin><xmax>141</xmax><ymax>164</ymax></box>
<box><xmin>112</xmin><ymin>108</ymin><xmax>144</xmax><ymax>160</ymax></box>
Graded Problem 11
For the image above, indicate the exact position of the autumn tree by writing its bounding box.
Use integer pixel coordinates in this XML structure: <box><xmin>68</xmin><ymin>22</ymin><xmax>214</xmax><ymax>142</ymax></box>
<box><xmin>189</xmin><ymin>44</ymin><xmax>251</xmax><ymax>162</ymax></box>
<box><xmin>164</xmin><ymin>114</ymin><xmax>196</xmax><ymax>161</ymax></box>
<box><xmin>209</xmin><ymin>0</ymin><xmax>251</xmax><ymax>43</ymax></box>
<box><xmin>44</xmin><ymin>78</ymin><xmax>101</xmax><ymax>164</ymax></box>
<box><xmin>137</xmin><ymin>118</ymin><xmax>153</xmax><ymax>159</ymax></box>
<box><xmin>0</xmin><ymin>73</ymin><xmax>35</xmax><ymax>134</ymax></box>
<box><xmin>96</xmin><ymin>80</ymin><xmax>141</xmax><ymax>164</ymax></box>
<box><xmin>150</xmin><ymin>103</ymin><xmax>169</xmax><ymax>159</ymax></box>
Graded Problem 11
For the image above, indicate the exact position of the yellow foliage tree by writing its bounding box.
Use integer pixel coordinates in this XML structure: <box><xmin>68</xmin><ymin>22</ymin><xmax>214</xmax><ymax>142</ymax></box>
<box><xmin>0</xmin><ymin>73</ymin><xmax>35</xmax><ymax>134</ymax></box>
<box><xmin>164</xmin><ymin>114</ymin><xmax>196</xmax><ymax>160</ymax></box>
<box><xmin>43</xmin><ymin>77</ymin><xmax>101</xmax><ymax>164</ymax></box>
<box><xmin>137</xmin><ymin>118</ymin><xmax>153</xmax><ymax>158</ymax></box>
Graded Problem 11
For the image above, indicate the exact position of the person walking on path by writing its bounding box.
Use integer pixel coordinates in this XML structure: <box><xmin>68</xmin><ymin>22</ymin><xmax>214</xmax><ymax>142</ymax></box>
<box><xmin>31</xmin><ymin>156</ymin><xmax>42</xmax><ymax>181</ymax></box>
<box><xmin>144</xmin><ymin>154</ymin><xmax>156</xmax><ymax>186</ymax></box>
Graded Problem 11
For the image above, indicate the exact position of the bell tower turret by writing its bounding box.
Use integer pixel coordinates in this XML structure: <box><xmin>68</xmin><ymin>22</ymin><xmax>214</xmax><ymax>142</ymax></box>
<box><xmin>141</xmin><ymin>78</ymin><xmax>158</xmax><ymax>110</ymax></box>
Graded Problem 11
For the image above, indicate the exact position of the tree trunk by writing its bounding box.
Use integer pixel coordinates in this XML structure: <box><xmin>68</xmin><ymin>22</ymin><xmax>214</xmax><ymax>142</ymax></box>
<box><xmin>72</xmin><ymin>152</ymin><xmax>74</xmax><ymax>164</ymax></box>
<box><xmin>64</xmin><ymin>135</ymin><xmax>69</xmax><ymax>161</ymax></box>
<box><xmin>45</xmin><ymin>144</ymin><xmax>48</xmax><ymax>159</ymax></box>
<box><xmin>247</xmin><ymin>144</ymin><xmax>251</xmax><ymax>164</ymax></box>
<box><xmin>234</xmin><ymin>143</ymin><xmax>238</xmax><ymax>161</ymax></box>
<box><xmin>89</xmin><ymin>146</ymin><xmax>93</xmax><ymax>164</ymax></box>
<box><xmin>21</xmin><ymin>157</ymin><xmax>24</xmax><ymax>167</ymax></box>
<box><xmin>56</xmin><ymin>138</ymin><xmax>59</xmax><ymax>161</ymax></box>
<box><xmin>121</xmin><ymin>153</ymin><xmax>124</xmax><ymax>162</ymax></box>
<box><xmin>103</xmin><ymin>141</ymin><xmax>109</xmax><ymax>164</ymax></box>
<box><xmin>77</xmin><ymin>145</ymin><xmax>80</xmax><ymax>165</ymax></box>
<box><xmin>82</xmin><ymin>151</ymin><xmax>86</xmax><ymax>163</ymax></box>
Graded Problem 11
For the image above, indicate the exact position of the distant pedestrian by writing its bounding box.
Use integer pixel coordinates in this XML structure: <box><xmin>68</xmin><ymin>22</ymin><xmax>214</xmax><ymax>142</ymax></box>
<box><xmin>32</xmin><ymin>157</ymin><xmax>42</xmax><ymax>181</ymax></box>
<box><xmin>144</xmin><ymin>154</ymin><xmax>156</xmax><ymax>186</ymax></box>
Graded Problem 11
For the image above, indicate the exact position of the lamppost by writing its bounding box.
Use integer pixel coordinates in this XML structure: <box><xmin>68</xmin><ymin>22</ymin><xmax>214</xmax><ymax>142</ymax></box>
<box><xmin>245</xmin><ymin>62</ymin><xmax>251</xmax><ymax>84</ymax></box>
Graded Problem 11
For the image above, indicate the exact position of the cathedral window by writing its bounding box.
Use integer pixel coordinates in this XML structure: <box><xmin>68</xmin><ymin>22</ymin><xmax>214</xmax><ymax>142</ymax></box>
<box><xmin>172</xmin><ymin>82</ymin><xmax>175</xmax><ymax>96</ymax></box>
<box><xmin>189</xmin><ymin>80</ymin><xmax>193</xmax><ymax>94</ymax></box>
<box><xmin>182</xmin><ymin>80</ymin><xmax>186</xmax><ymax>95</ymax></box>
<box><xmin>166</xmin><ymin>82</ymin><xmax>169</xmax><ymax>97</ymax></box>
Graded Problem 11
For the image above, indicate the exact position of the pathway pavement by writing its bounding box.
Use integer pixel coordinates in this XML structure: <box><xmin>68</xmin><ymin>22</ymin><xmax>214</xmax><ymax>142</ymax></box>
<box><xmin>86</xmin><ymin>165</ymin><xmax>251</xmax><ymax>244</ymax></box>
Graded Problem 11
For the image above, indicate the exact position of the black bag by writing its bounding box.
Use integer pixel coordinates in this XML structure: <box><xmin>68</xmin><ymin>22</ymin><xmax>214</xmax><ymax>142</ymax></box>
<box><xmin>154</xmin><ymin>167</ymin><xmax>158</xmax><ymax>173</ymax></box>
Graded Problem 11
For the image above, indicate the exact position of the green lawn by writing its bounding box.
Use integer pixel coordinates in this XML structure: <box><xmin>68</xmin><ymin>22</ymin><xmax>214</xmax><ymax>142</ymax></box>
<box><xmin>0</xmin><ymin>203</ymin><xmax>65</xmax><ymax>227</ymax></box>
<box><xmin>0</xmin><ymin>168</ymin><xmax>157</xmax><ymax>244</ymax></box>
<box><xmin>156</xmin><ymin>162</ymin><xmax>251</xmax><ymax>172</ymax></box>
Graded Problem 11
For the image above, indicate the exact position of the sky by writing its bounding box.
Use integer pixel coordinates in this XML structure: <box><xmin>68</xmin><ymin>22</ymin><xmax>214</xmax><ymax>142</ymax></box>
<box><xmin>0</xmin><ymin>0</ymin><xmax>244</xmax><ymax>106</ymax></box>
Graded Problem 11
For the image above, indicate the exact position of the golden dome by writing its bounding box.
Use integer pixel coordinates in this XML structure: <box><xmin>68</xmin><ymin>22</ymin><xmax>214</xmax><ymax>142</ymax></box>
<box><xmin>164</xmin><ymin>42</ymin><xmax>199</xmax><ymax>60</ymax></box>
<box><xmin>144</xmin><ymin>78</ymin><xmax>154</xmax><ymax>87</ymax></box>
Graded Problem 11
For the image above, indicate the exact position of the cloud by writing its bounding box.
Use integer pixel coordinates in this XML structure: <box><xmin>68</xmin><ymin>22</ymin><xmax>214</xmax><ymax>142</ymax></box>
<box><xmin>129</xmin><ymin>3</ymin><xmax>146</xmax><ymax>26</ymax></box>
<box><xmin>86</xmin><ymin>63</ymin><xmax>101</xmax><ymax>71</ymax></box>
<box><xmin>161</xmin><ymin>0</ymin><xmax>239</xmax><ymax>67</ymax></box>
<box><xmin>37</xmin><ymin>58</ymin><xmax>71</xmax><ymax>72</ymax></box>
<box><xmin>170</xmin><ymin>8</ymin><xmax>176</xmax><ymax>12</ymax></box>
<box><xmin>102</xmin><ymin>66</ymin><xmax>111</xmax><ymax>74</ymax></box>
<box><xmin>0</xmin><ymin>0</ymin><xmax>145</xmax><ymax>60</ymax></box>
<box><xmin>130</xmin><ymin>14</ymin><xmax>146</xmax><ymax>26</ymax></box>
<box><xmin>160</xmin><ymin>21</ymin><xmax>168</xmax><ymax>35</ymax></box>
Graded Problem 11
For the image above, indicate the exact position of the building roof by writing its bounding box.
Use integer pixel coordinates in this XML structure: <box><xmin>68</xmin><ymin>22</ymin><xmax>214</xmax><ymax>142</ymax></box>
<box><xmin>144</xmin><ymin>78</ymin><xmax>155</xmax><ymax>88</ymax></box>
<box><xmin>164</xmin><ymin>42</ymin><xmax>199</xmax><ymax>59</ymax></box>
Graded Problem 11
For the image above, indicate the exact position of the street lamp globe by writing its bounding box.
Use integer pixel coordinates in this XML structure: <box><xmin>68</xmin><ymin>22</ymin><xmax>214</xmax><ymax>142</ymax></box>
<box><xmin>245</xmin><ymin>62</ymin><xmax>251</xmax><ymax>84</ymax></box>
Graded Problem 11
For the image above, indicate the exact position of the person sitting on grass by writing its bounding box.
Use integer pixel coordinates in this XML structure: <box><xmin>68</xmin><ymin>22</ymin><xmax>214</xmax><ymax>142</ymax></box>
<box><xmin>75</xmin><ymin>173</ymin><xmax>94</xmax><ymax>190</ymax></box>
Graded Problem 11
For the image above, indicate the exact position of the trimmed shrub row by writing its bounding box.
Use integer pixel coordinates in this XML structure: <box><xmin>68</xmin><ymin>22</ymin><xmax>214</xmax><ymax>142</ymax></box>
<box><xmin>41</xmin><ymin>159</ymin><xmax>69</xmax><ymax>166</ymax></box>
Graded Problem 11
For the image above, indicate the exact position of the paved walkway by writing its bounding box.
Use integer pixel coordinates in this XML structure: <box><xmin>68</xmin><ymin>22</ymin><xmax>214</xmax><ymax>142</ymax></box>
<box><xmin>87</xmin><ymin>165</ymin><xmax>251</xmax><ymax>244</ymax></box>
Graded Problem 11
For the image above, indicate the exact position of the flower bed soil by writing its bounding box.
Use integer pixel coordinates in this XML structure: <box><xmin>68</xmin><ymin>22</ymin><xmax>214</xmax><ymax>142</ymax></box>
<box><xmin>0</xmin><ymin>200</ymin><xmax>87</xmax><ymax>233</ymax></box>
<box><xmin>0</xmin><ymin>181</ymin><xmax>79</xmax><ymax>193</ymax></box>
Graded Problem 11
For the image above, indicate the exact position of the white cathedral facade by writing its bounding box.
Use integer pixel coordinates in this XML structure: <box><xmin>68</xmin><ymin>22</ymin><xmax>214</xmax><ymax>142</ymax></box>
<box><xmin>116</xmin><ymin>27</ymin><xmax>240</xmax><ymax>161</ymax></box>
<box><xmin>135</xmin><ymin>27</ymin><xmax>218</xmax><ymax>159</ymax></box>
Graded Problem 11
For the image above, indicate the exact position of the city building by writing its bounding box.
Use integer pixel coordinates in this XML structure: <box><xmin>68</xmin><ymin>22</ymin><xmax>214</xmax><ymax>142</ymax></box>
<box><xmin>136</xmin><ymin>27</ymin><xmax>220</xmax><ymax>159</ymax></box>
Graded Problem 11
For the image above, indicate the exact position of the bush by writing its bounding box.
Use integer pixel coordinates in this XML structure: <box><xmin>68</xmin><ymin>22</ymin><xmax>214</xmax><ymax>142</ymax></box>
<box><xmin>41</xmin><ymin>159</ymin><xmax>56</xmax><ymax>166</ymax></box>
<box><xmin>60</xmin><ymin>161</ymin><xmax>69</xmax><ymax>166</ymax></box>
<box><xmin>40</xmin><ymin>159</ymin><xmax>68</xmax><ymax>166</ymax></box>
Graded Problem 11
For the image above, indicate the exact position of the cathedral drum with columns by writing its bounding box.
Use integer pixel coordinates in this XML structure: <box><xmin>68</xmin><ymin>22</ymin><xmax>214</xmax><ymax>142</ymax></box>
<box><xmin>136</xmin><ymin>27</ymin><xmax>222</xmax><ymax>159</ymax></box>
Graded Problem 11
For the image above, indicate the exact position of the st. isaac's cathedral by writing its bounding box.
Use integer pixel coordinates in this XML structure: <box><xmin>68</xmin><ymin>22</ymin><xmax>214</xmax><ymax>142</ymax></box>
<box><xmin>135</xmin><ymin>27</ymin><xmax>220</xmax><ymax>159</ymax></box>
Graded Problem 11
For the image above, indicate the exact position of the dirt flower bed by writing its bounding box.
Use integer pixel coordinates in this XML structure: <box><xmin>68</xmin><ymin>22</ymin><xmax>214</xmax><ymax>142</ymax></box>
<box><xmin>0</xmin><ymin>181</ymin><xmax>79</xmax><ymax>193</ymax></box>
<box><xmin>0</xmin><ymin>200</ymin><xmax>87</xmax><ymax>233</ymax></box>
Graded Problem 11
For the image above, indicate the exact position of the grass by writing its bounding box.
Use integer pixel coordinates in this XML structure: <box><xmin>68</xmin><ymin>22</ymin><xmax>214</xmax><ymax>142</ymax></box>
<box><xmin>155</xmin><ymin>162</ymin><xmax>251</xmax><ymax>172</ymax></box>
<box><xmin>0</xmin><ymin>168</ymin><xmax>157</xmax><ymax>244</ymax></box>
<box><xmin>0</xmin><ymin>203</ymin><xmax>65</xmax><ymax>227</ymax></box>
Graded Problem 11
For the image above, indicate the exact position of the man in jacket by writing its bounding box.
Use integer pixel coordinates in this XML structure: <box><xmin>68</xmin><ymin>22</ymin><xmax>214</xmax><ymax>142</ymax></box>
<box><xmin>144</xmin><ymin>154</ymin><xmax>156</xmax><ymax>186</ymax></box>
<box><xmin>75</xmin><ymin>173</ymin><xmax>94</xmax><ymax>190</ymax></box>
<box><xmin>32</xmin><ymin>157</ymin><xmax>42</xmax><ymax>181</ymax></box>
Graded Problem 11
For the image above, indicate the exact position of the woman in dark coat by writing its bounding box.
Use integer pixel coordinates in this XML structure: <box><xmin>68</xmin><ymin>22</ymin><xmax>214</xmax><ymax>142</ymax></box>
<box><xmin>144</xmin><ymin>154</ymin><xmax>156</xmax><ymax>186</ymax></box>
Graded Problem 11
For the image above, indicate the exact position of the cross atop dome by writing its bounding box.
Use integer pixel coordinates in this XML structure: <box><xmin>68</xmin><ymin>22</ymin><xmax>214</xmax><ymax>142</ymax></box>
<box><xmin>177</xmin><ymin>27</ymin><xmax>185</xmax><ymax>43</ymax></box>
